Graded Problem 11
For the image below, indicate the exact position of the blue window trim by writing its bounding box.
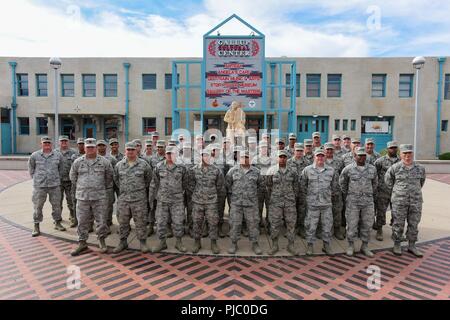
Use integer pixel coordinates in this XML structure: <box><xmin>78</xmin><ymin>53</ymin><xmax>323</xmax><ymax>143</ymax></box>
<box><xmin>143</xmin><ymin>74</ymin><xmax>157</xmax><ymax>90</ymax></box>
<box><xmin>306</xmin><ymin>74</ymin><xmax>321</xmax><ymax>98</ymax></box>
<box><xmin>372</xmin><ymin>74</ymin><xmax>386</xmax><ymax>98</ymax></box>
<box><xmin>165</xmin><ymin>73</ymin><xmax>180</xmax><ymax>90</ymax></box>
<box><xmin>82</xmin><ymin>74</ymin><xmax>96</xmax><ymax>97</ymax></box>
<box><xmin>18</xmin><ymin>117</ymin><xmax>30</xmax><ymax>135</ymax></box>
<box><xmin>17</xmin><ymin>73</ymin><xmax>29</xmax><ymax>96</ymax></box>
<box><xmin>399</xmin><ymin>73</ymin><xmax>414</xmax><ymax>98</ymax></box>
<box><xmin>142</xmin><ymin>117</ymin><xmax>156</xmax><ymax>135</ymax></box>
<box><xmin>36</xmin><ymin>74</ymin><xmax>48</xmax><ymax>97</ymax></box>
<box><xmin>442</xmin><ymin>120</ymin><xmax>448</xmax><ymax>132</ymax></box>
<box><xmin>61</xmin><ymin>74</ymin><xmax>75</xmax><ymax>97</ymax></box>
<box><xmin>104</xmin><ymin>74</ymin><xmax>118</xmax><ymax>97</ymax></box>
<box><xmin>286</xmin><ymin>73</ymin><xmax>300</xmax><ymax>97</ymax></box>
<box><xmin>327</xmin><ymin>74</ymin><xmax>342</xmax><ymax>98</ymax></box>
<box><xmin>36</xmin><ymin>117</ymin><xmax>48</xmax><ymax>135</ymax></box>
<box><xmin>445</xmin><ymin>74</ymin><xmax>450</xmax><ymax>100</ymax></box>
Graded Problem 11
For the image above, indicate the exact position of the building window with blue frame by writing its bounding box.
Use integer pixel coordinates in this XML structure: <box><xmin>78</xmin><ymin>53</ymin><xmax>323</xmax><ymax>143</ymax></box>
<box><xmin>285</xmin><ymin>73</ymin><xmax>300</xmax><ymax>97</ymax></box>
<box><xmin>165</xmin><ymin>73</ymin><xmax>180</xmax><ymax>90</ymax></box>
<box><xmin>372</xmin><ymin>74</ymin><xmax>386</xmax><ymax>97</ymax></box>
<box><xmin>36</xmin><ymin>74</ymin><xmax>47</xmax><ymax>97</ymax></box>
<box><xmin>36</xmin><ymin>117</ymin><xmax>48</xmax><ymax>135</ymax></box>
<box><xmin>343</xmin><ymin>119</ymin><xmax>348</xmax><ymax>131</ymax></box>
<box><xmin>399</xmin><ymin>74</ymin><xmax>414</xmax><ymax>98</ymax></box>
<box><xmin>142</xmin><ymin>117</ymin><xmax>156</xmax><ymax>135</ymax></box>
<box><xmin>82</xmin><ymin>74</ymin><xmax>96</xmax><ymax>97</ymax></box>
<box><xmin>17</xmin><ymin>74</ymin><xmax>29</xmax><ymax>96</ymax></box>
<box><xmin>18</xmin><ymin>117</ymin><xmax>29</xmax><ymax>135</ymax></box>
<box><xmin>61</xmin><ymin>117</ymin><xmax>76</xmax><ymax>140</ymax></box>
<box><xmin>104</xmin><ymin>74</ymin><xmax>117</xmax><ymax>97</ymax></box>
<box><xmin>61</xmin><ymin>74</ymin><xmax>74</xmax><ymax>97</ymax></box>
<box><xmin>334</xmin><ymin>119</ymin><xmax>340</xmax><ymax>130</ymax></box>
<box><xmin>442</xmin><ymin>120</ymin><xmax>448</xmax><ymax>132</ymax></box>
<box><xmin>143</xmin><ymin>74</ymin><xmax>157</xmax><ymax>90</ymax></box>
<box><xmin>165</xmin><ymin>117</ymin><xmax>172</xmax><ymax>135</ymax></box>
<box><xmin>351</xmin><ymin>119</ymin><xmax>356</xmax><ymax>131</ymax></box>
<box><xmin>445</xmin><ymin>74</ymin><xmax>450</xmax><ymax>100</ymax></box>
<box><xmin>306</xmin><ymin>74</ymin><xmax>321</xmax><ymax>97</ymax></box>
<box><xmin>327</xmin><ymin>74</ymin><xmax>342</xmax><ymax>97</ymax></box>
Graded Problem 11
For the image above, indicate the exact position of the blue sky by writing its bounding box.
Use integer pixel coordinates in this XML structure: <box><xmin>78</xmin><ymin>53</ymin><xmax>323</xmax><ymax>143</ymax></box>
<box><xmin>1</xmin><ymin>0</ymin><xmax>449</xmax><ymax>57</ymax></box>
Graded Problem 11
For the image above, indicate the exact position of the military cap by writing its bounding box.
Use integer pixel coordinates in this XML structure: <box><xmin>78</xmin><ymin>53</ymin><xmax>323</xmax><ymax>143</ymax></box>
<box><xmin>261</xmin><ymin>132</ymin><xmax>270</xmax><ymax>138</ymax></box>
<box><xmin>182</xmin><ymin>142</ymin><xmax>192</xmax><ymax>148</ymax></box>
<box><xmin>125</xmin><ymin>142</ymin><xmax>136</xmax><ymax>150</ymax></box>
<box><xmin>195</xmin><ymin>134</ymin><xmax>203</xmax><ymax>140</ymax></box>
<box><xmin>165</xmin><ymin>146</ymin><xmax>177</xmax><ymax>154</ymax></box>
<box><xmin>168</xmin><ymin>139</ymin><xmax>177</xmax><ymax>146</ymax></box>
<box><xmin>211</xmin><ymin>143</ymin><xmax>221</xmax><ymax>150</ymax></box>
<box><xmin>109</xmin><ymin>138</ymin><xmax>118</xmax><ymax>145</ymax></box>
<box><xmin>278</xmin><ymin>150</ymin><xmax>288</xmax><ymax>157</ymax></box>
<box><xmin>144</xmin><ymin>139</ymin><xmax>153</xmax><ymax>146</ymax></box>
<box><xmin>132</xmin><ymin>139</ymin><xmax>142</xmax><ymax>146</ymax></box>
<box><xmin>324</xmin><ymin>142</ymin><xmax>335</xmax><ymax>150</ymax></box>
<box><xmin>351</xmin><ymin>138</ymin><xmax>361</xmax><ymax>144</ymax></box>
<box><xmin>84</xmin><ymin>138</ymin><xmax>96</xmax><ymax>147</ymax></box>
<box><xmin>233</xmin><ymin>146</ymin><xmax>243</xmax><ymax>153</ymax></box>
<box><xmin>275</xmin><ymin>138</ymin><xmax>285</xmax><ymax>144</ymax></box>
<box><xmin>355</xmin><ymin>147</ymin><xmax>366</xmax><ymax>156</ymax></box>
<box><xmin>201</xmin><ymin>149</ymin><xmax>211</xmax><ymax>156</ymax></box>
<box><xmin>223</xmin><ymin>137</ymin><xmax>231</xmax><ymax>143</ymax></box>
<box><xmin>77</xmin><ymin>138</ymin><xmax>85</xmax><ymax>144</ymax></box>
<box><xmin>41</xmin><ymin>136</ymin><xmax>52</xmax><ymax>143</ymax></box>
<box><xmin>342</xmin><ymin>134</ymin><xmax>351</xmax><ymax>140</ymax></box>
<box><xmin>400</xmin><ymin>144</ymin><xmax>413</xmax><ymax>153</ymax></box>
<box><xmin>156</xmin><ymin>140</ymin><xmax>166</xmax><ymax>147</ymax></box>
<box><xmin>96</xmin><ymin>139</ymin><xmax>107</xmax><ymax>146</ymax></box>
<box><xmin>332</xmin><ymin>134</ymin><xmax>341</xmax><ymax>141</ymax></box>
<box><xmin>152</xmin><ymin>131</ymin><xmax>160</xmax><ymax>137</ymax></box>
<box><xmin>294</xmin><ymin>143</ymin><xmax>304</xmax><ymax>151</ymax></box>
<box><xmin>312</xmin><ymin>132</ymin><xmax>321</xmax><ymax>138</ymax></box>
<box><xmin>387</xmin><ymin>141</ymin><xmax>398</xmax><ymax>148</ymax></box>
<box><xmin>259</xmin><ymin>141</ymin><xmax>268</xmax><ymax>148</ymax></box>
<box><xmin>248</xmin><ymin>136</ymin><xmax>257</xmax><ymax>144</ymax></box>
<box><xmin>178</xmin><ymin>134</ymin><xmax>185</xmax><ymax>140</ymax></box>
<box><xmin>365</xmin><ymin>138</ymin><xmax>375</xmax><ymax>145</ymax></box>
<box><xmin>304</xmin><ymin>139</ymin><xmax>313</xmax><ymax>146</ymax></box>
<box><xmin>239</xmin><ymin>149</ymin><xmax>250</xmax><ymax>158</ymax></box>
<box><xmin>289</xmin><ymin>133</ymin><xmax>297</xmax><ymax>140</ymax></box>
<box><xmin>314</xmin><ymin>147</ymin><xmax>325</xmax><ymax>156</ymax></box>
<box><xmin>58</xmin><ymin>135</ymin><xmax>69</xmax><ymax>141</ymax></box>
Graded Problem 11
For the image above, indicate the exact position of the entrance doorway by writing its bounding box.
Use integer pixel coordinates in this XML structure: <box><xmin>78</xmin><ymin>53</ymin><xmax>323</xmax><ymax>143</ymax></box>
<box><xmin>1</xmin><ymin>108</ymin><xmax>12</xmax><ymax>154</ymax></box>
<box><xmin>297</xmin><ymin>116</ymin><xmax>329</xmax><ymax>142</ymax></box>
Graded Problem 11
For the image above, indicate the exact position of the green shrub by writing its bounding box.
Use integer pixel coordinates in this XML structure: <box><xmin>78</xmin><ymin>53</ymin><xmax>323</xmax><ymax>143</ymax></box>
<box><xmin>438</xmin><ymin>152</ymin><xmax>450</xmax><ymax>160</ymax></box>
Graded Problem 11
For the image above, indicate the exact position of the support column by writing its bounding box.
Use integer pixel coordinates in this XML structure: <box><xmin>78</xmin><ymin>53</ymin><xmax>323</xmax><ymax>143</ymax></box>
<box><xmin>436</xmin><ymin>57</ymin><xmax>446</xmax><ymax>157</ymax></box>
<box><xmin>123</xmin><ymin>62</ymin><xmax>130</xmax><ymax>142</ymax></box>
<box><xmin>8</xmin><ymin>61</ymin><xmax>17</xmax><ymax>154</ymax></box>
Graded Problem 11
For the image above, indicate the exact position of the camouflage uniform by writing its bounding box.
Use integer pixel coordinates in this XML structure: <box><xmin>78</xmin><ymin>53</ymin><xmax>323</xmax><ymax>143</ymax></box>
<box><xmin>149</xmin><ymin>153</ymin><xmax>166</xmax><ymax>225</ymax></box>
<box><xmin>110</xmin><ymin>151</ymin><xmax>124</xmax><ymax>162</ymax></box>
<box><xmin>252</xmin><ymin>154</ymin><xmax>273</xmax><ymax>227</ymax></box>
<box><xmin>287</xmin><ymin>156</ymin><xmax>309</xmax><ymax>232</ymax></box>
<box><xmin>366</xmin><ymin>151</ymin><xmax>381</xmax><ymax>166</ymax></box>
<box><xmin>225</xmin><ymin>164</ymin><xmax>263</xmax><ymax>243</ymax></box>
<box><xmin>56</xmin><ymin>147</ymin><xmax>76</xmax><ymax>221</ymax></box>
<box><xmin>149</xmin><ymin>160</ymin><xmax>187</xmax><ymax>240</ymax></box>
<box><xmin>69</xmin><ymin>155</ymin><xmax>113</xmax><ymax>241</ymax></box>
<box><xmin>325</xmin><ymin>156</ymin><xmax>345</xmax><ymax>233</ymax></box>
<box><xmin>266</xmin><ymin>164</ymin><xmax>299</xmax><ymax>242</ymax></box>
<box><xmin>28</xmin><ymin>150</ymin><xmax>64</xmax><ymax>223</ymax></box>
<box><xmin>102</xmin><ymin>154</ymin><xmax>118</xmax><ymax>226</ymax></box>
<box><xmin>334</xmin><ymin>148</ymin><xmax>347</xmax><ymax>159</ymax></box>
<box><xmin>339</xmin><ymin>162</ymin><xmax>378</xmax><ymax>243</ymax></box>
<box><xmin>385</xmin><ymin>161</ymin><xmax>426</xmax><ymax>243</ymax></box>
<box><xmin>70</xmin><ymin>150</ymin><xmax>85</xmax><ymax>221</ymax></box>
<box><xmin>114</xmin><ymin>157</ymin><xmax>152</xmax><ymax>241</ymax></box>
<box><xmin>188</xmin><ymin>163</ymin><xmax>225</xmax><ymax>240</ymax></box>
<box><xmin>342</xmin><ymin>151</ymin><xmax>356</xmax><ymax>167</ymax></box>
<box><xmin>177</xmin><ymin>153</ymin><xmax>195</xmax><ymax>231</ymax></box>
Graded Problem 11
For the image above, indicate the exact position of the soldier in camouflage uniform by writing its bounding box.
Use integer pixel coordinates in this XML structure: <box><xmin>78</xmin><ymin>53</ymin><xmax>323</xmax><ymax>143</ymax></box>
<box><xmin>151</xmin><ymin>131</ymin><xmax>160</xmax><ymax>153</ymax></box>
<box><xmin>340</xmin><ymin>147</ymin><xmax>378</xmax><ymax>257</ymax></box>
<box><xmin>312</xmin><ymin>132</ymin><xmax>322</xmax><ymax>149</ymax></box>
<box><xmin>188</xmin><ymin>149</ymin><xmax>225</xmax><ymax>254</ymax></box>
<box><xmin>303</xmin><ymin>139</ymin><xmax>314</xmax><ymax>165</ymax></box>
<box><xmin>218</xmin><ymin>137</ymin><xmax>234</xmax><ymax>237</ymax></box>
<box><xmin>148</xmin><ymin>140</ymin><xmax>166</xmax><ymax>236</ymax></box>
<box><xmin>177</xmin><ymin>142</ymin><xmax>195</xmax><ymax>236</ymax></box>
<box><xmin>341</xmin><ymin>135</ymin><xmax>352</xmax><ymax>154</ymax></box>
<box><xmin>109</xmin><ymin>138</ymin><xmax>124</xmax><ymax>162</ymax></box>
<box><xmin>149</xmin><ymin>146</ymin><xmax>188</xmax><ymax>253</ymax></box>
<box><xmin>365</xmin><ymin>138</ymin><xmax>381</xmax><ymax>165</ymax></box>
<box><xmin>342</xmin><ymin>138</ymin><xmax>361</xmax><ymax>167</ymax></box>
<box><xmin>301</xmin><ymin>148</ymin><xmax>339</xmax><ymax>256</ymax></box>
<box><xmin>226</xmin><ymin>150</ymin><xmax>263</xmax><ymax>255</ymax></box>
<box><xmin>332</xmin><ymin>135</ymin><xmax>346</xmax><ymax>159</ymax></box>
<box><xmin>55</xmin><ymin>135</ymin><xmax>76</xmax><ymax>227</ymax></box>
<box><xmin>285</xmin><ymin>133</ymin><xmax>297</xmax><ymax>157</ymax></box>
<box><xmin>70</xmin><ymin>138</ymin><xmax>86</xmax><ymax>227</ymax></box>
<box><xmin>324</xmin><ymin>142</ymin><xmax>345</xmax><ymax>240</ymax></box>
<box><xmin>385</xmin><ymin>144</ymin><xmax>426</xmax><ymax>257</ymax></box>
<box><xmin>142</xmin><ymin>139</ymin><xmax>154</xmax><ymax>165</ymax></box>
<box><xmin>113</xmin><ymin>142</ymin><xmax>152</xmax><ymax>253</ymax></box>
<box><xmin>28</xmin><ymin>136</ymin><xmax>66</xmax><ymax>237</ymax></box>
<box><xmin>266</xmin><ymin>150</ymin><xmax>300</xmax><ymax>256</ymax></box>
<box><xmin>97</xmin><ymin>140</ymin><xmax>118</xmax><ymax>228</ymax></box>
<box><xmin>287</xmin><ymin>143</ymin><xmax>309</xmax><ymax>238</ymax></box>
<box><xmin>69</xmin><ymin>138</ymin><xmax>114</xmax><ymax>256</ymax></box>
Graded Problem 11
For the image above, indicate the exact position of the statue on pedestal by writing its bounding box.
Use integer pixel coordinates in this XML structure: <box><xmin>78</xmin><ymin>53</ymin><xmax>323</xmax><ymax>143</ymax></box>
<box><xmin>224</xmin><ymin>101</ymin><xmax>246</xmax><ymax>139</ymax></box>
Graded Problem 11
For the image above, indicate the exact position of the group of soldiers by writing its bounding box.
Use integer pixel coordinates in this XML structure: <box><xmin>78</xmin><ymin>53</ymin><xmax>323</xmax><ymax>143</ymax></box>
<box><xmin>28</xmin><ymin>129</ymin><xmax>426</xmax><ymax>258</ymax></box>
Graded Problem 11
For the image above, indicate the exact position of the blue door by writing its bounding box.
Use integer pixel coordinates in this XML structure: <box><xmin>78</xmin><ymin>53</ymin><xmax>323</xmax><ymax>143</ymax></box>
<box><xmin>1</xmin><ymin>108</ymin><xmax>12</xmax><ymax>155</ymax></box>
<box><xmin>297</xmin><ymin>116</ymin><xmax>329</xmax><ymax>143</ymax></box>
<box><xmin>361</xmin><ymin>116</ymin><xmax>394</xmax><ymax>152</ymax></box>
<box><xmin>83</xmin><ymin>124</ymin><xmax>96</xmax><ymax>139</ymax></box>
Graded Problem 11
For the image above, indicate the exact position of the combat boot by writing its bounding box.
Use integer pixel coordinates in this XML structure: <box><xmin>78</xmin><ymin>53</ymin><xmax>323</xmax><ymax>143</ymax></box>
<box><xmin>322</xmin><ymin>242</ymin><xmax>333</xmax><ymax>256</ymax></box>
<box><xmin>228</xmin><ymin>241</ymin><xmax>238</xmax><ymax>254</ymax></box>
<box><xmin>346</xmin><ymin>242</ymin><xmax>354</xmax><ymax>256</ymax></box>
<box><xmin>211</xmin><ymin>240</ymin><xmax>220</xmax><ymax>255</ymax></box>
<box><xmin>113</xmin><ymin>239</ymin><xmax>128</xmax><ymax>254</ymax></box>
<box><xmin>393</xmin><ymin>241</ymin><xmax>402</xmax><ymax>256</ymax></box>
<box><xmin>360</xmin><ymin>242</ymin><xmax>374</xmax><ymax>258</ymax></box>
<box><xmin>71</xmin><ymin>241</ymin><xmax>88</xmax><ymax>256</ymax></box>
<box><xmin>70</xmin><ymin>217</ymin><xmax>78</xmax><ymax>228</ymax></box>
<box><xmin>32</xmin><ymin>223</ymin><xmax>40</xmax><ymax>237</ymax></box>
<box><xmin>147</xmin><ymin>223</ymin><xmax>154</xmax><ymax>237</ymax></box>
<box><xmin>54</xmin><ymin>221</ymin><xmax>66</xmax><ymax>232</ymax></box>
<box><xmin>99</xmin><ymin>237</ymin><xmax>108</xmax><ymax>254</ymax></box>
<box><xmin>167</xmin><ymin>224</ymin><xmax>173</xmax><ymax>238</ymax></box>
<box><xmin>152</xmin><ymin>239</ymin><xmax>168</xmax><ymax>253</ymax></box>
<box><xmin>408</xmin><ymin>241</ymin><xmax>423</xmax><ymax>258</ymax></box>
<box><xmin>376</xmin><ymin>227</ymin><xmax>383</xmax><ymax>241</ymax></box>
<box><xmin>334</xmin><ymin>226</ymin><xmax>345</xmax><ymax>240</ymax></box>
<box><xmin>192</xmin><ymin>239</ymin><xmax>202</xmax><ymax>254</ymax></box>
<box><xmin>252</xmin><ymin>242</ymin><xmax>262</xmax><ymax>255</ymax></box>
<box><xmin>306</xmin><ymin>243</ymin><xmax>314</xmax><ymax>256</ymax></box>
<box><xmin>287</xmin><ymin>241</ymin><xmax>298</xmax><ymax>256</ymax></box>
<box><xmin>140</xmin><ymin>239</ymin><xmax>150</xmax><ymax>253</ymax></box>
<box><xmin>175</xmin><ymin>237</ymin><xmax>187</xmax><ymax>253</ymax></box>
<box><xmin>268</xmin><ymin>237</ymin><xmax>279</xmax><ymax>255</ymax></box>
<box><xmin>218</xmin><ymin>222</ymin><xmax>227</xmax><ymax>238</ymax></box>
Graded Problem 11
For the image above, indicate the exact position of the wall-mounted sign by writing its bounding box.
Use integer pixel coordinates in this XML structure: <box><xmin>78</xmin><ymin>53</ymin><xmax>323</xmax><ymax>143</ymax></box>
<box><xmin>365</xmin><ymin>121</ymin><xmax>389</xmax><ymax>133</ymax></box>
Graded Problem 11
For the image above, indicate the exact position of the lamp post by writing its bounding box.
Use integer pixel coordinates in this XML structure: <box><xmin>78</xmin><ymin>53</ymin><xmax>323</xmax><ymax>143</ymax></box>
<box><xmin>49</xmin><ymin>57</ymin><xmax>62</xmax><ymax>142</ymax></box>
<box><xmin>412</xmin><ymin>56</ymin><xmax>425</xmax><ymax>161</ymax></box>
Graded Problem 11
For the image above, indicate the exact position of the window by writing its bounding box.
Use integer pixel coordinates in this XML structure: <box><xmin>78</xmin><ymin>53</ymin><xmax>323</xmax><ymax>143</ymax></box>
<box><xmin>142</xmin><ymin>117</ymin><xmax>156</xmax><ymax>135</ymax></box>
<box><xmin>143</xmin><ymin>74</ymin><xmax>157</xmax><ymax>90</ymax></box>
<box><xmin>36</xmin><ymin>117</ymin><xmax>48</xmax><ymax>135</ymax></box>
<box><xmin>61</xmin><ymin>74</ymin><xmax>74</xmax><ymax>97</ymax></box>
<box><xmin>327</xmin><ymin>74</ymin><xmax>342</xmax><ymax>97</ymax></box>
<box><xmin>165</xmin><ymin>73</ymin><xmax>180</xmax><ymax>90</ymax></box>
<box><xmin>104</xmin><ymin>74</ymin><xmax>117</xmax><ymax>97</ymax></box>
<box><xmin>36</xmin><ymin>74</ymin><xmax>47</xmax><ymax>97</ymax></box>
<box><xmin>445</xmin><ymin>74</ymin><xmax>450</xmax><ymax>100</ymax></box>
<box><xmin>442</xmin><ymin>120</ymin><xmax>448</xmax><ymax>132</ymax></box>
<box><xmin>17</xmin><ymin>74</ymin><xmax>29</xmax><ymax>96</ymax></box>
<box><xmin>372</xmin><ymin>74</ymin><xmax>386</xmax><ymax>97</ymax></box>
<box><xmin>285</xmin><ymin>73</ymin><xmax>300</xmax><ymax>97</ymax></box>
<box><xmin>399</xmin><ymin>74</ymin><xmax>413</xmax><ymax>98</ymax></box>
<box><xmin>306</xmin><ymin>74</ymin><xmax>321</xmax><ymax>97</ymax></box>
<box><xmin>351</xmin><ymin>119</ymin><xmax>356</xmax><ymax>131</ymax></box>
<box><xmin>18</xmin><ymin>117</ymin><xmax>29</xmax><ymax>135</ymax></box>
<box><xmin>82</xmin><ymin>74</ymin><xmax>96</xmax><ymax>97</ymax></box>
<box><xmin>343</xmin><ymin>119</ymin><xmax>348</xmax><ymax>131</ymax></box>
<box><xmin>165</xmin><ymin>117</ymin><xmax>172</xmax><ymax>135</ymax></box>
<box><xmin>334</xmin><ymin>119</ymin><xmax>340</xmax><ymax>131</ymax></box>
<box><xmin>61</xmin><ymin>118</ymin><xmax>76</xmax><ymax>140</ymax></box>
